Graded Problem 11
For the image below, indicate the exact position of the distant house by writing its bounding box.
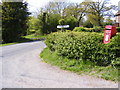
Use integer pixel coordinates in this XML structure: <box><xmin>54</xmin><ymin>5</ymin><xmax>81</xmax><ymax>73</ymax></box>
<box><xmin>114</xmin><ymin>10</ymin><xmax>120</xmax><ymax>27</ymax></box>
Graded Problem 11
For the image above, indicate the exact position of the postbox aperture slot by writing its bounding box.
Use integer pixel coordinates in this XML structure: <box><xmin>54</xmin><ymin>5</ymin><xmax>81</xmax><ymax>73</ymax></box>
<box><xmin>105</xmin><ymin>29</ymin><xmax>111</xmax><ymax>30</ymax></box>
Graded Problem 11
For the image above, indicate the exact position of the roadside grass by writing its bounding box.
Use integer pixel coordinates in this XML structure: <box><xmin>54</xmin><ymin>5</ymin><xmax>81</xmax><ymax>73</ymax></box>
<box><xmin>0</xmin><ymin>34</ymin><xmax>47</xmax><ymax>46</ymax></box>
<box><xmin>0</xmin><ymin>38</ymin><xmax>33</xmax><ymax>46</ymax></box>
<box><xmin>0</xmin><ymin>42</ymin><xmax>18</xmax><ymax>46</ymax></box>
<box><xmin>40</xmin><ymin>47</ymin><xmax>119</xmax><ymax>82</ymax></box>
<box><xmin>22</xmin><ymin>34</ymin><xmax>46</xmax><ymax>40</ymax></box>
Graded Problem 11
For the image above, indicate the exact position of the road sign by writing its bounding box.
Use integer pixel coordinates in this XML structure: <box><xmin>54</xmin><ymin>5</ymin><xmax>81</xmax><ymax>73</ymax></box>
<box><xmin>57</xmin><ymin>25</ymin><xmax>69</xmax><ymax>28</ymax></box>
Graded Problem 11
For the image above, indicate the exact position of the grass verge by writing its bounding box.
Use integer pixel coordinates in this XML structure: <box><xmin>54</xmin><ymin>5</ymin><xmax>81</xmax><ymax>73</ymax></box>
<box><xmin>0</xmin><ymin>37</ymin><xmax>33</xmax><ymax>46</ymax></box>
<box><xmin>40</xmin><ymin>47</ymin><xmax>119</xmax><ymax>82</ymax></box>
<box><xmin>0</xmin><ymin>42</ymin><xmax>18</xmax><ymax>46</ymax></box>
<box><xmin>23</xmin><ymin>34</ymin><xmax>46</xmax><ymax>40</ymax></box>
<box><xmin>1</xmin><ymin>34</ymin><xmax>47</xmax><ymax>46</ymax></box>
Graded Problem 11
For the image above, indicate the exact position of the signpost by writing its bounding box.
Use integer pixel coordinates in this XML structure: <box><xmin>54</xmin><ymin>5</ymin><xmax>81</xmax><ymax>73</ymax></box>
<box><xmin>57</xmin><ymin>25</ymin><xmax>69</xmax><ymax>31</ymax></box>
<box><xmin>57</xmin><ymin>25</ymin><xmax>69</xmax><ymax>29</ymax></box>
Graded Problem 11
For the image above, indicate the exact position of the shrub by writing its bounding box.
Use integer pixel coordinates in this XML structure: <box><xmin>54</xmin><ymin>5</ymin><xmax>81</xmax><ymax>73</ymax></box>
<box><xmin>73</xmin><ymin>27</ymin><xmax>103</xmax><ymax>33</ymax></box>
<box><xmin>93</xmin><ymin>26</ymin><xmax>102</xmax><ymax>32</ymax></box>
<box><xmin>116</xmin><ymin>27</ymin><xmax>120</xmax><ymax>32</ymax></box>
<box><xmin>84</xmin><ymin>28</ymin><xmax>94</xmax><ymax>32</ymax></box>
<box><xmin>73</xmin><ymin>27</ymin><xmax>86</xmax><ymax>32</ymax></box>
<box><xmin>45</xmin><ymin>32</ymin><xmax>120</xmax><ymax>67</ymax></box>
<box><xmin>107</xmin><ymin>34</ymin><xmax>120</xmax><ymax>67</ymax></box>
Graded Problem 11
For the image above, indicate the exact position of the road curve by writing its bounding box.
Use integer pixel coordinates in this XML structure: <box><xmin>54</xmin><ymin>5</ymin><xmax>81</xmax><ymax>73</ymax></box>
<box><xmin>1</xmin><ymin>41</ymin><xmax>118</xmax><ymax>88</ymax></box>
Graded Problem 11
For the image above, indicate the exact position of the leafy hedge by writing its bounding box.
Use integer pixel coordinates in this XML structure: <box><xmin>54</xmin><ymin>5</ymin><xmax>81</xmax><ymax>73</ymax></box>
<box><xmin>73</xmin><ymin>27</ymin><xmax>86</xmax><ymax>32</ymax></box>
<box><xmin>45</xmin><ymin>32</ymin><xmax>120</xmax><ymax>67</ymax></box>
<box><xmin>73</xmin><ymin>26</ymin><xmax>104</xmax><ymax>32</ymax></box>
<box><xmin>73</xmin><ymin>27</ymin><xmax>120</xmax><ymax>33</ymax></box>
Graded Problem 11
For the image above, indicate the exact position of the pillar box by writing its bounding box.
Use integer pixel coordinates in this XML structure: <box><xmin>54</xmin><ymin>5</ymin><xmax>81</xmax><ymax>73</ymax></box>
<box><xmin>103</xmin><ymin>25</ymin><xmax>117</xmax><ymax>44</ymax></box>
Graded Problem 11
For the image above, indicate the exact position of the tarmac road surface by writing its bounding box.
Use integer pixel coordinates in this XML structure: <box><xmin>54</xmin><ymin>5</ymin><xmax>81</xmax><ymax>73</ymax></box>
<box><xmin>1</xmin><ymin>41</ymin><xmax>118</xmax><ymax>88</ymax></box>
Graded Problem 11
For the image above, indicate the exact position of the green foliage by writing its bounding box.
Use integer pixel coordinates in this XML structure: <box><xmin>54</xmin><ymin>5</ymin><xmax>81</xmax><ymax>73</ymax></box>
<box><xmin>59</xmin><ymin>19</ymin><xmax>66</xmax><ymax>25</ymax></box>
<box><xmin>83</xmin><ymin>19</ymin><xmax>93</xmax><ymax>28</ymax></box>
<box><xmin>116</xmin><ymin>27</ymin><xmax>120</xmax><ymax>32</ymax></box>
<box><xmin>45</xmin><ymin>32</ymin><xmax>120</xmax><ymax>67</ymax></box>
<box><xmin>88</xmin><ymin>14</ymin><xmax>102</xmax><ymax>26</ymax></box>
<box><xmin>37</xmin><ymin>13</ymin><xmax>61</xmax><ymax>35</ymax></box>
<box><xmin>23</xmin><ymin>34</ymin><xmax>46</xmax><ymax>40</ymax></box>
<box><xmin>93</xmin><ymin>26</ymin><xmax>102</xmax><ymax>32</ymax></box>
<box><xmin>86</xmin><ymin>0</ymin><xmax>117</xmax><ymax>26</ymax></box>
<box><xmin>73</xmin><ymin>27</ymin><xmax>86</xmax><ymax>32</ymax></box>
<box><xmin>107</xmin><ymin>34</ymin><xmax>120</xmax><ymax>67</ymax></box>
<box><xmin>40</xmin><ymin>47</ymin><xmax>119</xmax><ymax>81</ymax></box>
<box><xmin>27</xmin><ymin>16</ymin><xmax>40</xmax><ymax>35</ymax></box>
<box><xmin>65</xmin><ymin>16</ymin><xmax>77</xmax><ymax>30</ymax></box>
<box><xmin>2</xmin><ymin>1</ymin><xmax>30</xmax><ymax>43</ymax></box>
<box><xmin>73</xmin><ymin>27</ymin><xmax>103</xmax><ymax>32</ymax></box>
<box><xmin>84</xmin><ymin>28</ymin><xmax>94</xmax><ymax>32</ymax></box>
<box><xmin>47</xmin><ymin>14</ymin><xmax>61</xmax><ymax>33</ymax></box>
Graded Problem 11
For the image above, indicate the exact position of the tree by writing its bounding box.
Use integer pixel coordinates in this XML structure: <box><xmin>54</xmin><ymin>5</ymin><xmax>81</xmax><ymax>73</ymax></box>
<box><xmin>27</xmin><ymin>16</ymin><xmax>40</xmax><ymax>35</ymax></box>
<box><xmin>103</xmin><ymin>16</ymin><xmax>114</xmax><ymax>26</ymax></box>
<box><xmin>83</xmin><ymin>19</ymin><xmax>93</xmax><ymax>28</ymax></box>
<box><xmin>59</xmin><ymin>19</ymin><xmax>66</xmax><ymax>25</ymax></box>
<box><xmin>86</xmin><ymin>0</ymin><xmax>117</xmax><ymax>26</ymax></box>
<box><xmin>2</xmin><ymin>1</ymin><xmax>30</xmax><ymax>43</ymax></box>
<box><xmin>47</xmin><ymin>13</ymin><xmax>61</xmax><ymax>33</ymax></box>
<box><xmin>44</xmin><ymin>2</ymin><xmax>68</xmax><ymax>15</ymax></box>
<box><xmin>65</xmin><ymin>16</ymin><xmax>77</xmax><ymax>30</ymax></box>
<box><xmin>63</xmin><ymin>2</ymin><xmax>89</xmax><ymax>26</ymax></box>
<box><xmin>37</xmin><ymin>11</ymin><xmax>61</xmax><ymax>35</ymax></box>
<box><xmin>0</xmin><ymin>2</ymin><xmax>2</xmax><ymax>43</ymax></box>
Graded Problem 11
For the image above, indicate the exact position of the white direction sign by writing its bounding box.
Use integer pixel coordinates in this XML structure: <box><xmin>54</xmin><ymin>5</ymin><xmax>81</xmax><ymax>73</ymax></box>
<box><xmin>57</xmin><ymin>25</ymin><xmax>69</xmax><ymax>28</ymax></box>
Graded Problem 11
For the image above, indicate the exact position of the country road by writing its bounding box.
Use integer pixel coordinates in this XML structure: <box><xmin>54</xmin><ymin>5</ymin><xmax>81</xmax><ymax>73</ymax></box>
<box><xmin>1</xmin><ymin>41</ymin><xmax>118</xmax><ymax>88</ymax></box>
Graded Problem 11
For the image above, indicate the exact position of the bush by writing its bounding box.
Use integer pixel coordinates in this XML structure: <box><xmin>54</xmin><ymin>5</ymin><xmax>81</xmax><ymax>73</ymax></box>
<box><xmin>93</xmin><ymin>26</ymin><xmax>102</xmax><ymax>32</ymax></box>
<box><xmin>73</xmin><ymin>27</ymin><xmax>103</xmax><ymax>33</ymax></box>
<box><xmin>116</xmin><ymin>27</ymin><xmax>120</xmax><ymax>32</ymax></box>
<box><xmin>73</xmin><ymin>27</ymin><xmax>86</xmax><ymax>32</ymax></box>
<box><xmin>84</xmin><ymin>28</ymin><xmax>94</xmax><ymax>32</ymax></box>
<box><xmin>45</xmin><ymin>32</ymin><xmax>120</xmax><ymax>67</ymax></box>
<box><xmin>107</xmin><ymin>34</ymin><xmax>120</xmax><ymax>67</ymax></box>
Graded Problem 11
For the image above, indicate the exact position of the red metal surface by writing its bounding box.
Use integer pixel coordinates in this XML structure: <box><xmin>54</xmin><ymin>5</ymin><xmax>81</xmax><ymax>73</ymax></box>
<box><xmin>103</xmin><ymin>30</ymin><xmax>111</xmax><ymax>44</ymax></box>
<box><xmin>103</xmin><ymin>25</ymin><xmax>117</xmax><ymax>44</ymax></box>
<box><xmin>105</xmin><ymin>25</ymin><xmax>117</xmax><ymax>36</ymax></box>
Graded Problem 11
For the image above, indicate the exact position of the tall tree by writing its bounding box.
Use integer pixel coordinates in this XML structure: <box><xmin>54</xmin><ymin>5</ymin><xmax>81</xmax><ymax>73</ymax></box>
<box><xmin>27</xmin><ymin>16</ymin><xmax>40</xmax><ymax>35</ymax></box>
<box><xmin>86</xmin><ymin>0</ymin><xmax>117</xmax><ymax>26</ymax></box>
<box><xmin>63</xmin><ymin>2</ymin><xmax>89</xmax><ymax>26</ymax></box>
<box><xmin>0</xmin><ymin>2</ymin><xmax>2</xmax><ymax>43</ymax></box>
<box><xmin>2</xmin><ymin>1</ymin><xmax>30</xmax><ymax>43</ymax></box>
<box><xmin>44</xmin><ymin>2</ymin><xmax>68</xmax><ymax>15</ymax></box>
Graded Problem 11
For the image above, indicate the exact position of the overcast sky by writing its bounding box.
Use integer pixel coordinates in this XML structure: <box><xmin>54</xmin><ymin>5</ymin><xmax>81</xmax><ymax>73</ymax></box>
<box><xmin>0</xmin><ymin>0</ymin><xmax>119</xmax><ymax>15</ymax></box>
<box><xmin>26</xmin><ymin>0</ymin><xmax>120</xmax><ymax>14</ymax></box>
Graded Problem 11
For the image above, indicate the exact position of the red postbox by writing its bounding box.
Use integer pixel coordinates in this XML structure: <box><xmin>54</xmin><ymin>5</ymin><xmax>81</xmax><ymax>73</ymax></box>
<box><xmin>103</xmin><ymin>25</ymin><xmax>117</xmax><ymax>44</ymax></box>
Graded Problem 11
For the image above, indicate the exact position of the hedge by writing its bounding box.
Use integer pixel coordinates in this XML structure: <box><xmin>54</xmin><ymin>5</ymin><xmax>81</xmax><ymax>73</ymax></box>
<box><xmin>45</xmin><ymin>32</ymin><xmax>120</xmax><ymax>67</ymax></box>
<box><xmin>73</xmin><ymin>26</ymin><xmax>104</xmax><ymax>33</ymax></box>
<box><xmin>73</xmin><ymin>27</ymin><xmax>120</xmax><ymax>33</ymax></box>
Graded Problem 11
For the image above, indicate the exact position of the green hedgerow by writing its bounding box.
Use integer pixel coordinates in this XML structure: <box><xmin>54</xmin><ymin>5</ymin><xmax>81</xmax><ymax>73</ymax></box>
<box><xmin>73</xmin><ymin>27</ymin><xmax>86</xmax><ymax>32</ymax></box>
<box><xmin>45</xmin><ymin>32</ymin><xmax>120</xmax><ymax>67</ymax></box>
<box><xmin>73</xmin><ymin>26</ymin><xmax>103</xmax><ymax>32</ymax></box>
